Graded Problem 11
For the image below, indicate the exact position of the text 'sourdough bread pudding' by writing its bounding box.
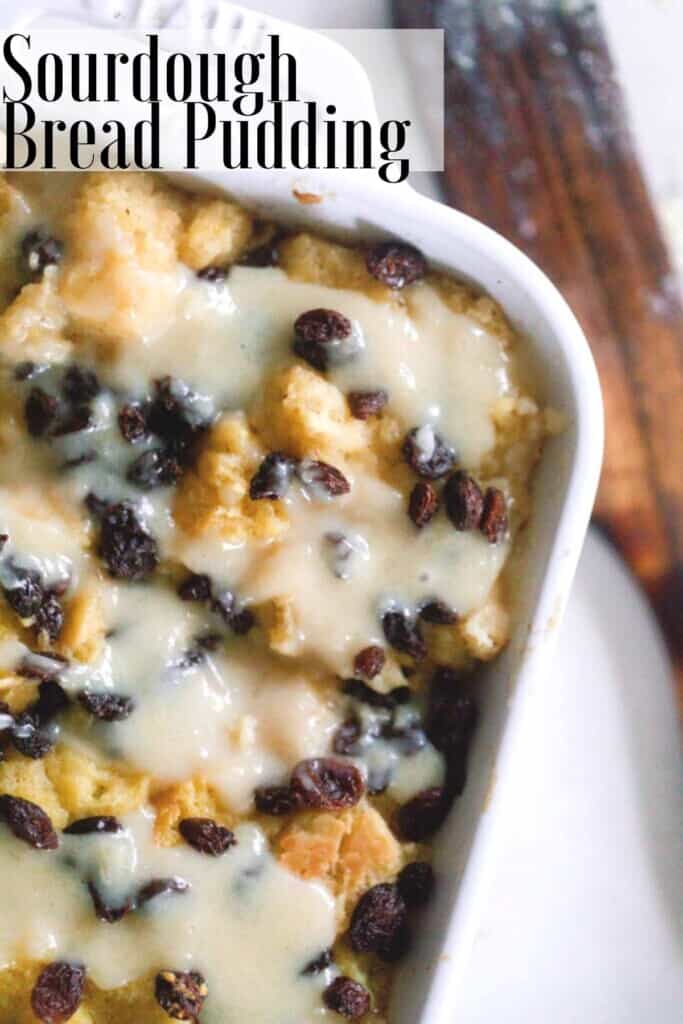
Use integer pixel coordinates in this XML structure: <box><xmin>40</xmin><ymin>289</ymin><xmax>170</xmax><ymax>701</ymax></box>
<box><xmin>0</xmin><ymin>173</ymin><xmax>558</xmax><ymax>1023</ymax></box>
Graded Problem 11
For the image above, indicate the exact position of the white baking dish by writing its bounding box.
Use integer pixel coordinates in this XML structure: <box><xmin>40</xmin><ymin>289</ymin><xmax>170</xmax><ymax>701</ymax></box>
<box><xmin>0</xmin><ymin>2</ymin><xmax>604</xmax><ymax>1020</ymax></box>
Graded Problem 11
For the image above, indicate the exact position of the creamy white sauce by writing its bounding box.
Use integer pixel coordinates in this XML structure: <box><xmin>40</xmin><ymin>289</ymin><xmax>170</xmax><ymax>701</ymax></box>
<box><xmin>59</xmin><ymin>581</ymin><xmax>341</xmax><ymax>812</ymax></box>
<box><xmin>104</xmin><ymin>267</ymin><xmax>509</xmax><ymax>467</ymax></box>
<box><xmin>0</xmin><ymin>812</ymin><xmax>336</xmax><ymax>1022</ymax></box>
<box><xmin>0</xmin><ymin>486</ymin><xmax>85</xmax><ymax>588</ymax></box>
<box><xmin>242</xmin><ymin>471</ymin><xmax>507</xmax><ymax>671</ymax></box>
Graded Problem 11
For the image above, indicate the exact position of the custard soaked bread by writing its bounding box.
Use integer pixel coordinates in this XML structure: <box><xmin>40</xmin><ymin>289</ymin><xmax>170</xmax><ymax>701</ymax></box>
<box><xmin>0</xmin><ymin>172</ymin><xmax>557</xmax><ymax>1023</ymax></box>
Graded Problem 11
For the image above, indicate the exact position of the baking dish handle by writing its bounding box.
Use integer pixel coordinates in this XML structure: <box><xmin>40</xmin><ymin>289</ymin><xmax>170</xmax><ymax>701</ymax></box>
<box><xmin>5</xmin><ymin>0</ymin><xmax>381</xmax><ymax>133</ymax></box>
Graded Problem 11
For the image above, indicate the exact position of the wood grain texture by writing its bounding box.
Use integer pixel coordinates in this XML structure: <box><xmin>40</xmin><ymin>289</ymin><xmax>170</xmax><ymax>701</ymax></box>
<box><xmin>394</xmin><ymin>0</ymin><xmax>683</xmax><ymax>698</ymax></box>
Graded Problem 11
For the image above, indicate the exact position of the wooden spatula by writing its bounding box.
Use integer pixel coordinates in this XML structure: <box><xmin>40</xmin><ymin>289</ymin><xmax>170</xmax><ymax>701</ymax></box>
<box><xmin>394</xmin><ymin>0</ymin><xmax>683</xmax><ymax>703</ymax></box>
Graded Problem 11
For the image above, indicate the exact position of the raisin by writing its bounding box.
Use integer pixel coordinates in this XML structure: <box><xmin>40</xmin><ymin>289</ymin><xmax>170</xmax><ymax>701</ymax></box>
<box><xmin>118</xmin><ymin>403</ymin><xmax>148</xmax><ymax>444</ymax></box>
<box><xmin>88</xmin><ymin>883</ymin><xmax>132</xmax><ymax>923</ymax></box>
<box><xmin>137</xmin><ymin>876</ymin><xmax>190</xmax><ymax>906</ymax></box>
<box><xmin>395</xmin><ymin>787</ymin><xmax>450</xmax><ymax>841</ymax></box>
<box><xmin>241</xmin><ymin>242</ymin><xmax>280</xmax><ymax>267</ymax></box>
<box><xmin>14</xmin><ymin>360</ymin><xmax>38</xmax><ymax>381</ymax></box>
<box><xmin>294</xmin><ymin>307</ymin><xmax>350</xmax><ymax>350</ymax></box>
<box><xmin>365</xmin><ymin>241</ymin><xmax>426</xmax><ymax>289</ymax></box>
<box><xmin>3</xmin><ymin>568</ymin><xmax>44</xmax><ymax>619</ymax></box>
<box><xmin>0</xmin><ymin>794</ymin><xmax>58</xmax><ymax>849</ymax></box>
<box><xmin>332</xmin><ymin>717</ymin><xmax>362</xmax><ymax>756</ymax></box>
<box><xmin>10</xmin><ymin>712</ymin><xmax>54</xmax><ymax>759</ymax></box>
<box><xmin>25</xmin><ymin>388</ymin><xmax>59</xmax><ymax>437</ymax></box>
<box><xmin>349</xmin><ymin>882</ymin><xmax>407</xmax><ymax>956</ymax></box>
<box><xmin>98</xmin><ymin>502</ymin><xmax>158</xmax><ymax>580</ymax></box>
<box><xmin>408</xmin><ymin>481</ymin><xmax>440</xmax><ymax>528</ymax></box>
<box><xmin>341</xmin><ymin>678</ymin><xmax>396</xmax><ymax>710</ymax></box>
<box><xmin>84</xmin><ymin>492</ymin><xmax>109</xmax><ymax>520</ymax></box>
<box><xmin>34</xmin><ymin>592</ymin><xmax>64</xmax><ymax>642</ymax></box>
<box><xmin>389</xmin><ymin>685</ymin><xmax>413</xmax><ymax>705</ymax></box>
<box><xmin>293</xmin><ymin>308</ymin><xmax>359</xmax><ymax>371</ymax></box>
<box><xmin>428</xmin><ymin>677</ymin><xmax>478</xmax><ymax>799</ymax></box>
<box><xmin>297</xmin><ymin>459</ymin><xmax>350</xmax><ymax>498</ymax></box>
<box><xmin>61</xmin><ymin>365</ymin><xmax>100</xmax><ymax>404</ymax></box>
<box><xmin>230</xmin><ymin>607</ymin><xmax>255</xmax><ymax>635</ymax></box>
<box><xmin>238</xmin><ymin>229</ymin><xmax>284</xmax><ymax>268</ymax></box>
<box><xmin>127</xmin><ymin>448</ymin><xmax>182</xmax><ymax>490</ymax></box>
<box><xmin>148</xmin><ymin>377</ymin><xmax>189</xmax><ymax>437</ymax></box>
<box><xmin>402</xmin><ymin>427</ymin><xmax>456</xmax><ymax>480</ymax></box>
<box><xmin>179</xmin><ymin>817</ymin><xmax>236</xmax><ymax>856</ymax></box>
<box><xmin>347</xmin><ymin>389</ymin><xmax>388</xmax><ymax>420</ymax></box>
<box><xmin>148</xmin><ymin>377</ymin><xmax>207</xmax><ymax>463</ymax></box>
<box><xmin>444</xmin><ymin>471</ymin><xmax>484</xmax><ymax>531</ymax></box>
<box><xmin>155</xmin><ymin>970</ymin><xmax>208</xmax><ymax>1021</ymax></box>
<box><xmin>196</xmin><ymin>265</ymin><xmax>227</xmax><ymax>282</ymax></box>
<box><xmin>418</xmin><ymin>600</ymin><xmax>459</xmax><ymax>625</ymax></box>
<box><xmin>480</xmin><ymin>486</ymin><xmax>508</xmax><ymax>543</ymax></box>
<box><xmin>249</xmin><ymin>451</ymin><xmax>295</xmax><ymax>500</ymax></box>
<box><xmin>254</xmin><ymin>784</ymin><xmax>300</xmax><ymax>816</ymax></box>
<box><xmin>177</xmin><ymin>573</ymin><xmax>212</xmax><ymax>603</ymax></box>
<box><xmin>301</xmin><ymin>948</ymin><xmax>333</xmax><ymax>975</ymax></box>
<box><xmin>426</xmin><ymin>671</ymin><xmax>478</xmax><ymax>756</ymax></box>
<box><xmin>53</xmin><ymin>403</ymin><xmax>94</xmax><ymax>438</ymax></box>
<box><xmin>291</xmin><ymin>757</ymin><xmax>364</xmax><ymax>811</ymax></box>
<box><xmin>323</xmin><ymin>977</ymin><xmax>371</xmax><ymax>1019</ymax></box>
<box><xmin>31</xmin><ymin>961</ymin><xmax>85</xmax><ymax>1024</ymax></box>
<box><xmin>197</xmin><ymin>632</ymin><xmax>221</xmax><ymax>654</ymax></box>
<box><xmin>32</xmin><ymin>680</ymin><xmax>69</xmax><ymax>722</ymax></box>
<box><xmin>77</xmin><ymin>691</ymin><xmax>135</xmax><ymax>721</ymax></box>
<box><xmin>397</xmin><ymin>861</ymin><xmax>435</xmax><ymax>908</ymax></box>
<box><xmin>445</xmin><ymin>751</ymin><xmax>470</xmax><ymax>800</ymax></box>
<box><xmin>382</xmin><ymin>610</ymin><xmax>427</xmax><ymax>661</ymax></box>
<box><xmin>64</xmin><ymin>816</ymin><xmax>122</xmax><ymax>835</ymax></box>
<box><xmin>21</xmin><ymin>229</ymin><xmax>64</xmax><ymax>276</ymax></box>
<box><xmin>353</xmin><ymin>644</ymin><xmax>385</xmax><ymax>680</ymax></box>
<box><xmin>379</xmin><ymin>923</ymin><xmax>412</xmax><ymax>962</ymax></box>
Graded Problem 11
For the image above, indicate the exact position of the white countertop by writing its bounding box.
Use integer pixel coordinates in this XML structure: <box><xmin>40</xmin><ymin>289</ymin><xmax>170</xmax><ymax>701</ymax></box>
<box><xmin>601</xmin><ymin>0</ymin><xmax>683</xmax><ymax>275</ymax></box>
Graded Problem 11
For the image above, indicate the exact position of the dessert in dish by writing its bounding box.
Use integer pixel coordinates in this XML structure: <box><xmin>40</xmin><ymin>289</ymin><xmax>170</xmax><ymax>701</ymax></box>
<box><xmin>0</xmin><ymin>172</ymin><xmax>558</xmax><ymax>1022</ymax></box>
